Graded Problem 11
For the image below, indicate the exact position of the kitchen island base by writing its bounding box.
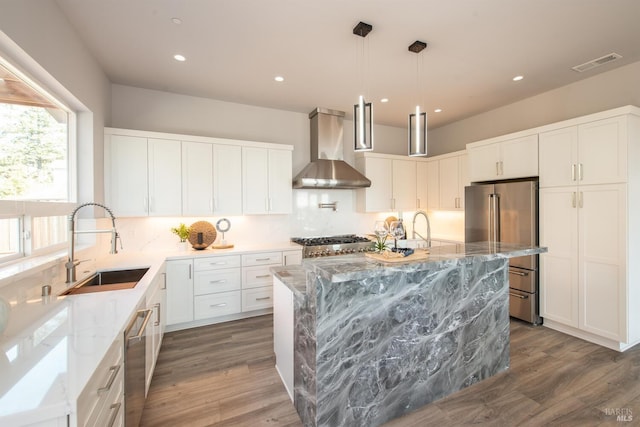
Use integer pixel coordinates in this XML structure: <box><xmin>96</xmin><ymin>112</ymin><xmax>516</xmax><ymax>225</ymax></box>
<box><xmin>272</xmin><ymin>243</ymin><xmax>546</xmax><ymax>427</ymax></box>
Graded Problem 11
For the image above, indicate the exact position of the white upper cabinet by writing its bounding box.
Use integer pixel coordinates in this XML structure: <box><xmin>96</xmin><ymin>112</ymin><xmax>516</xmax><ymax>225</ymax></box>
<box><xmin>147</xmin><ymin>138</ymin><xmax>182</xmax><ymax>216</ymax></box>
<box><xmin>213</xmin><ymin>144</ymin><xmax>243</xmax><ymax>215</ymax></box>
<box><xmin>355</xmin><ymin>153</ymin><xmax>419</xmax><ymax>213</ymax></box>
<box><xmin>107</xmin><ymin>134</ymin><xmax>148</xmax><ymax>216</ymax></box>
<box><xmin>539</xmin><ymin>116</ymin><xmax>628</xmax><ymax>188</ymax></box>
<box><xmin>242</xmin><ymin>147</ymin><xmax>292</xmax><ymax>214</ymax></box>
<box><xmin>426</xmin><ymin>159</ymin><xmax>440</xmax><ymax>210</ymax></box>
<box><xmin>182</xmin><ymin>141</ymin><xmax>213</xmax><ymax>215</ymax></box>
<box><xmin>438</xmin><ymin>151</ymin><xmax>467</xmax><ymax>211</ymax></box>
<box><xmin>416</xmin><ymin>161</ymin><xmax>428</xmax><ymax>210</ymax></box>
<box><xmin>106</xmin><ymin>128</ymin><xmax>292</xmax><ymax>217</ymax></box>
<box><xmin>467</xmin><ymin>134</ymin><xmax>538</xmax><ymax>182</ymax></box>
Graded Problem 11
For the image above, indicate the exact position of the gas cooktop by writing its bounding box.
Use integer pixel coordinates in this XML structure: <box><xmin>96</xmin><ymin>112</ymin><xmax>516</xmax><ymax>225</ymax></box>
<box><xmin>291</xmin><ymin>234</ymin><xmax>375</xmax><ymax>258</ymax></box>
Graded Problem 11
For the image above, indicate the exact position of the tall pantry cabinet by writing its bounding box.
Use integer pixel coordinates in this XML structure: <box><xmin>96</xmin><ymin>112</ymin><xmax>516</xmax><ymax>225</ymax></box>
<box><xmin>539</xmin><ymin>107</ymin><xmax>640</xmax><ymax>351</ymax></box>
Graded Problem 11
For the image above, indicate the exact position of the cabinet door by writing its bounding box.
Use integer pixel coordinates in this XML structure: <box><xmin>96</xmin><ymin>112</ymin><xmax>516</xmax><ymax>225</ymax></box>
<box><xmin>213</xmin><ymin>144</ymin><xmax>242</xmax><ymax>215</ymax></box>
<box><xmin>182</xmin><ymin>141</ymin><xmax>213</xmax><ymax>216</ymax></box>
<box><xmin>578</xmin><ymin>116</ymin><xmax>628</xmax><ymax>185</ymax></box>
<box><xmin>268</xmin><ymin>149</ymin><xmax>293</xmax><ymax>214</ymax></box>
<box><xmin>166</xmin><ymin>259</ymin><xmax>194</xmax><ymax>325</ymax></box>
<box><xmin>439</xmin><ymin>155</ymin><xmax>461</xmax><ymax>210</ymax></box>
<box><xmin>457</xmin><ymin>154</ymin><xmax>468</xmax><ymax>210</ymax></box>
<box><xmin>242</xmin><ymin>147</ymin><xmax>269</xmax><ymax>214</ymax></box>
<box><xmin>578</xmin><ymin>184</ymin><xmax>626</xmax><ymax>341</ymax></box>
<box><xmin>145</xmin><ymin>272</ymin><xmax>165</xmax><ymax>397</ymax></box>
<box><xmin>357</xmin><ymin>156</ymin><xmax>393</xmax><ymax>212</ymax></box>
<box><xmin>501</xmin><ymin>135</ymin><xmax>538</xmax><ymax>179</ymax></box>
<box><xmin>107</xmin><ymin>135</ymin><xmax>148</xmax><ymax>216</ymax></box>
<box><xmin>540</xmin><ymin>187</ymin><xmax>579</xmax><ymax>327</ymax></box>
<box><xmin>283</xmin><ymin>250</ymin><xmax>302</xmax><ymax>266</ymax></box>
<box><xmin>416</xmin><ymin>162</ymin><xmax>428</xmax><ymax>210</ymax></box>
<box><xmin>426</xmin><ymin>160</ymin><xmax>439</xmax><ymax>210</ymax></box>
<box><xmin>539</xmin><ymin>126</ymin><xmax>578</xmax><ymax>188</ymax></box>
<box><xmin>148</xmin><ymin>138</ymin><xmax>182</xmax><ymax>216</ymax></box>
<box><xmin>392</xmin><ymin>159</ymin><xmax>417</xmax><ymax>211</ymax></box>
<box><xmin>467</xmin><ymin>142</ymin><xmax>500</xmax><ymax>182</ymax></box>
<box><xmin>273</xmin><ymin>277</ymin><xmax>294</xmax><ymax>401</ymax></box>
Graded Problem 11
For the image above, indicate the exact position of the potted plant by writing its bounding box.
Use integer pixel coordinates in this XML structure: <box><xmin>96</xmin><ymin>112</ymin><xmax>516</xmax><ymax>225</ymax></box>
<box><xmin>171</xmin><ymin>223</ymin><xmax>190</xmax><ymax>250</ymax></box>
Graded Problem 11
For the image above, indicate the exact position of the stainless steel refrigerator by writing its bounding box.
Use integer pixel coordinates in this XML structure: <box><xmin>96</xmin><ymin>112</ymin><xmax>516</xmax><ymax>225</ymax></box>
<box><xmin>464</xmin><ymin>178</ymin><xmax>541</xmax><ymax>325</ymax></box>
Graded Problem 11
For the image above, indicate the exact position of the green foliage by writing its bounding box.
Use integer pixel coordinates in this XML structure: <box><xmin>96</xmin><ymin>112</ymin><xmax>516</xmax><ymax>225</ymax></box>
<box><xmin>0</xmin><ymin>103</ymin><xmax>67</xmax><ymax>199</ymax></box>
<box><xmin>171</xmin><ymin>223</ymin><xmax>191</xmax><ymax>242</ymax></box>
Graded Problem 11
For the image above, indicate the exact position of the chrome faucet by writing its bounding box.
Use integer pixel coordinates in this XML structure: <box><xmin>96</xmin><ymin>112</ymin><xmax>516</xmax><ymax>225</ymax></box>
<box><xmin>66</xmin><ymin>202</ymin><xmax>120</xmax><ymax>283</ymax></box>
<box><xmin>412</xmin><ymin>210</ymin><xmax>431</xmax><ymax>248</ymax></box>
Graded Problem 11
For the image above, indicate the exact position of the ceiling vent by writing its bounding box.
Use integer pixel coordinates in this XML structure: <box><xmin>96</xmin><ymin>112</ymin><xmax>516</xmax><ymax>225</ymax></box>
<box><xmin>572</xmin><ymin>52</ymin><xmax>622</xmax><ymax>73</ymax></box>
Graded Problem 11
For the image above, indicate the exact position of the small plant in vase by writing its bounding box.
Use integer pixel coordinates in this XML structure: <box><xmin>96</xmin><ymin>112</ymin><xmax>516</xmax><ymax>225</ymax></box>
<box><xmin>171</xmin><ymin>223</ymin><xmax>191</xmax><ymax>250</ymax></box>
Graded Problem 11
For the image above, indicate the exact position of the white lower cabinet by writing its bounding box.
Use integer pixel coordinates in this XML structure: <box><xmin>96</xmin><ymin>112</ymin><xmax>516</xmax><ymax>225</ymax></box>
<box><xmin>166</xmin><ymin>248</ymin><xmax>302</xmax><ymax>331</ymax></box>
<box><xmin>145</xmin><ymin>265</ymin><xmax>166</xmax><ymax>397</ymax></box>
<box><xmin>75</xmin><ymin>335</ymin><xmax>124</xmax><ymax>427</ymax></box>
<box><xmin>273</xmin><ymin>276</ymin><xmax>294</xmax><ymax>402</ymax></box>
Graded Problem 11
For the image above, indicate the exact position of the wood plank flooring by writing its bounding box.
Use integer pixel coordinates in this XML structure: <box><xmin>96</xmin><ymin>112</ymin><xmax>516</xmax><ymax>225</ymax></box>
<box><xmin>141</xmin><ymin>315</ymin><xmax>640</xmax><ymax>426</ymax></box>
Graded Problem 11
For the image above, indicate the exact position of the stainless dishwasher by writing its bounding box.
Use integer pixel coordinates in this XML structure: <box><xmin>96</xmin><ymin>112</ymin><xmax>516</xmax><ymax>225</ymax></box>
<box><xmin>124</xmin><ymin>301</ymin><xmax>152</xmax><ymax>427</ymax></box>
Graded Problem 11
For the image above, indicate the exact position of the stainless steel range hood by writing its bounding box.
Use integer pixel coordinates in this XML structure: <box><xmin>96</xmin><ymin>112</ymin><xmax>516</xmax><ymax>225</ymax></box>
<box><xmin>293</xmin><ymin>108</ymin><xmax>371</xmax><ymax>189</ymax></box>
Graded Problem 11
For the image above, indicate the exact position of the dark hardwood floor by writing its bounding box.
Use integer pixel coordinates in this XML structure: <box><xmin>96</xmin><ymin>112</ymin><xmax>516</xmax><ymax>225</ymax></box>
<box><xmin>140</xmin><ymin>315</ymin><xmax>640</xmax><ymax>426</ymax></box>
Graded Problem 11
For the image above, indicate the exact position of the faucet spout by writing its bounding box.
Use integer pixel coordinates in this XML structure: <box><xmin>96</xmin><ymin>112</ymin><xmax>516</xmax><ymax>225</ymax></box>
<box><xmin>66</xmin><ymin>202</ymin><xmax>120</xmax><ymax>283</ymax></box>
<box><xmin>412</xmin><ymin>210</ymin><xmax>431</xmax><ymax>248</ymax></box>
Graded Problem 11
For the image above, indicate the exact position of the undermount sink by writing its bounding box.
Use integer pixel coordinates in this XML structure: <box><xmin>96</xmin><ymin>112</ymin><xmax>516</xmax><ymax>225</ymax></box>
<box><xmin>60</xmin><ymin>267</ymin><xmax>149</xmax><ymax>296</ymax></box>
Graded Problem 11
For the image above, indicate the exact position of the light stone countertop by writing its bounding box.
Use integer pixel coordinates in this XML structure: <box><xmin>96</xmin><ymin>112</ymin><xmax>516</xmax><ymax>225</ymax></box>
<box><xmin>0</xmin><ymin>241</ymin><xmax>301</xmax><ymax>426</ymax></box>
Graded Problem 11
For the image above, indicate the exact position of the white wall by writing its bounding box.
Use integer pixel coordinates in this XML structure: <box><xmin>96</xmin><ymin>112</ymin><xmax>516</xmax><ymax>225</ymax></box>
<box><xmin>0</xmin><ymin>0</ymin><xmax>111</xmax><ymax>203</ymax></box>
<box><xmin>428</xmin><ymin>60</ymin><xmax>640</xmax><ymax>156</ymax></box>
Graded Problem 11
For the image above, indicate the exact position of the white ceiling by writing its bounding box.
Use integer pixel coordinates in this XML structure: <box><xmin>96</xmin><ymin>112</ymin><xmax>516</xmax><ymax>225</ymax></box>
<box><xmin>55</xmin><ymin>0</ymin><xmax>640</xmax><ymax>129</ymax></box>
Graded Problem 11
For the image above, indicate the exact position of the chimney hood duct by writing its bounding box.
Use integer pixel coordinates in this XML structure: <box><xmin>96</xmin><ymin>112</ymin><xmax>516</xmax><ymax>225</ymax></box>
<box><xmin>293</xmin><ymin>108</ymin><xmax>371</xmax><ymax>189</ymax></box>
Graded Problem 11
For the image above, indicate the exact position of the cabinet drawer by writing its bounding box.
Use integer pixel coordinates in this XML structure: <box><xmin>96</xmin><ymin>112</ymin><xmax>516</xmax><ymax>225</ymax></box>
<box><xmin>242</xmin><ymin>252</ymin><xmax>282</xmax><ymax>266</ymax></box>
<box><xmin>242</xmin><ymin>287</ymin><xmax>273</xmax><ymax>312</ymax></box>
<box><xmin>194</xmin><ymin>291</ymin><xmax>241</xmax><ymax>319</ymax></box>
<box><xmin>194</xmin><ymin>268</ymin><xmax>241</xmax><ymax>295</ymax></box>
<box><xmin>242</xmin><ymin>265</ymin><xmax>274</xmax><ymax>289</ymax></box>
<box><xmin>77</xmin><ymin>335</ymin><xmax>124</xmax><ymax>427</ymax></box>
<box><xmin>194</xmin><ymin>255</ymin><xmax>241</xmax><ymax>271</ymax></box>
<box><xmin>88</xmin><ymin>366</ymin><xmax>124</xmax><ymax>427</ymax></box>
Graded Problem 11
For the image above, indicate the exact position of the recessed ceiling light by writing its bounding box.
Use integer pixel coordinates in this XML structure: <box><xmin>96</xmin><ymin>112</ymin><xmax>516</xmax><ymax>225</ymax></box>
<box><xmin>513</xmin><ymin>75</ymin><xmax>524</xmax><ymax>81</ymax></box>
<box><xmin>171</xmin><ymin>17</ymin><xmax>182</xmax><ymax>25</ymax></box>
<box><xmin>274</xmin><ymin>76</ymin><xmax>284</xmax><ymax>82</ymax></box>
<box><xmin>434</xmin><ymin>108</ymin><xmax>442</xmax><ymax>113</ymax></box>
<box><xmin>0</xmin><ymin>78</ymin><xmax>4</xmax><ymax>83</ymax></box>
<box><xmin>174</xmin><ymin>54</ymin><xmax>186</xmax><ymax>62</ymax></box>
<box><xmin>380</xmin><ymin>98</ymin><xmax>389</xmax><ymax>103</ymax></box>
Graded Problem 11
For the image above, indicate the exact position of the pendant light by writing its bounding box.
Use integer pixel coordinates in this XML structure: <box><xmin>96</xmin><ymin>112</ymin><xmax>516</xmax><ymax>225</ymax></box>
<box><xmin>408</xmin><ymin>40</ymin><xmax>427</xmax><ymax>157</ymax></box>
<box><xmin>353</xmin><ymin>21</ymin><xmax>373</xmax><ymax>152</ymax></box>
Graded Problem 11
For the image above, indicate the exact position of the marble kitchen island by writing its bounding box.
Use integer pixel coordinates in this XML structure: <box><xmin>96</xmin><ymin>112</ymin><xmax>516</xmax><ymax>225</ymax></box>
<box><xmin>271</xmin><ymin>242</ymin><xmax>547</xmax><ymax>427</ymax></box>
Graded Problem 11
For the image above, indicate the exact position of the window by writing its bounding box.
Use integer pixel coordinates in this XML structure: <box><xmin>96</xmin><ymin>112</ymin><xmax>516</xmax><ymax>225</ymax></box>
<box><xmin>0</xmin><ymin>56</ymin><xmax>76</xmax><ymax>264</ymax></box>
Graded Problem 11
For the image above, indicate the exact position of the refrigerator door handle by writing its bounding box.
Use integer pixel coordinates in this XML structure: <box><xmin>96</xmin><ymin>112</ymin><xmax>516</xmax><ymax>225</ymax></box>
<box><xmin>492</xmin><ymin>194</ymin><xmax>500</xmax><ymax>242</ymax></box>
<box><xmin>488</xmin><ymin>194</ymin><xmax>494</xmax><ymax>242</ymax></box>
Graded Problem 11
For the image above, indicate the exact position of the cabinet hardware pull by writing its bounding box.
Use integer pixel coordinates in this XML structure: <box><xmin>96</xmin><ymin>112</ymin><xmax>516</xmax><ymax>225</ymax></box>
<box><xmin>154</xmin><ymin>302</ymin><xmax>161</xmax><ymax>326</ymax></box>
<box><xmin>106</xmin><ymin>402</ymin><xmax>122</xmax><ymax>427</ymax></box>
<box><xmin>579</xmin><ymin>191</ymin><xmax>583</xmax><ymax>208</ymax></box>
<box><xmin>496</xmin><ymin>161</ymin><xmax>500</xmax><ymax>176</ymax></box>
<box><xmin>210</xmin><ymin>303</ymin><xmax>228</xmax><ymax>308</ymax></box>
<box><xmin>268</xmin><ymin>198</ymin><xmax>273</xmax><ymax>211</ymax></box>
<box><xmin>571</xmin><ymin>164</ymin><xmax>576</xmax><ymax>181</ymax></box>
<box><xmin>572</xmin><ymin>192</ymin><xmax>576</xmax><ymax>208</ymax></box>
<box><xmin>509</xmin><ymin>270</ymin><xmax>529</xmax><ymax>277</ymax></box>
<box><xmin>209</xmin><ymin>279</ymin><xmax>227</xmax><ymax>284</ymax></box>
<box><xmin>256</xmin><ymin>297</ymin><xmax>271</xmax><ymax>301</ymax></box>
<box><xmin>509</xmin><ymin>292</ymin><xmax>529</xmax><ymax>299</ymax></box>
<box><xmin>255</xmin><ymin>258</ymin><xmax>271</xmax><ymax>262</ymax></box>
<box><xmin>98</xmin><ymin>365</ymin><xmax>121</xmax><ymax>392</ymax></box>
<box><xmin>417</xmin><ymin>198</ymin><xmax>421</xmax><ymax>208</ymax></box>
<box><xmin>499</xmin><ymin>161</ymin><xmax>504</xmax><ymax>176</ymax></box>
<box><xmin>211</xmin><ymin>261</ymin><xmax>227</xmax><ymax>265</ymax></box>
<box><xmin>578</xmin><ymin>163</ymin><xmax>583</xmax><ymax>181</ymax></box>
<box><xmin>256</xmin><ymin>274</ymin><xmax>271</xmax><ymax>278</ymax></box>
<box><xmin>189</xmin><ymin>264</ymin><xmax>192</xmax><ymax>279</ymax></box>
<box><xmin>129</xmin><ymin>309</ymin><xmax>153</xmax><ymax>342</ymax></box>
<box><xmin>161</xmin><ymin>272</ymin><xmax>166</xmax><ymax>290</ymax></box>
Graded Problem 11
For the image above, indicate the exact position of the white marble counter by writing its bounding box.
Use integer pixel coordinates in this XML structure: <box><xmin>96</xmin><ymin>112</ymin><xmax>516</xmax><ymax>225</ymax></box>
<box><xmin>0</xmin><ymin>241</ymin><xmax>300</xmax><ymax>425</ymax></box>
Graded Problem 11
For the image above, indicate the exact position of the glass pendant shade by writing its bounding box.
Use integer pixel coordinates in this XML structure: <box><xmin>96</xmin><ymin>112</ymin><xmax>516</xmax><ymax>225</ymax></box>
<box><xmin>354</xmin><ymin>95</ymin><xmax>373</xmax><ymax>151</ymax></box>
<box><xmin>408</xmin><ymin>106</ymin><xmax>427</xmax><ymax>156</ymax></box>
